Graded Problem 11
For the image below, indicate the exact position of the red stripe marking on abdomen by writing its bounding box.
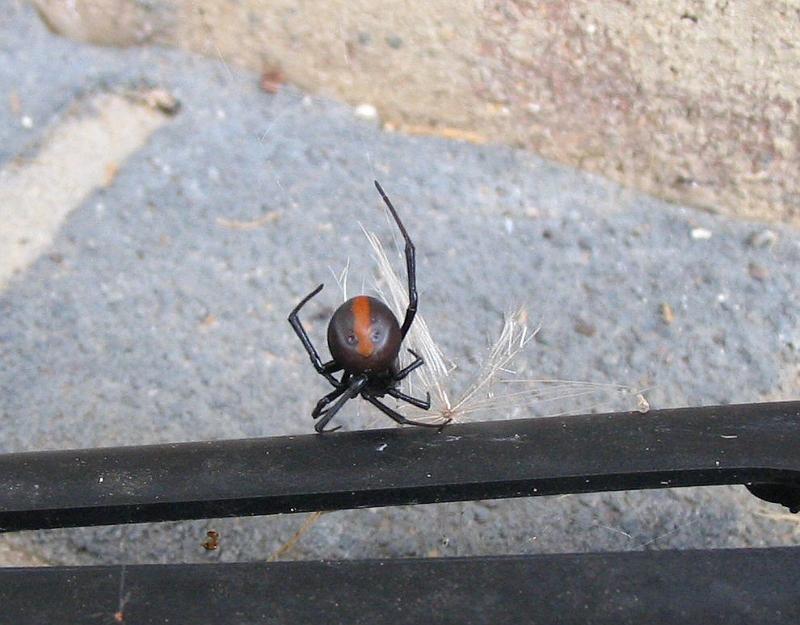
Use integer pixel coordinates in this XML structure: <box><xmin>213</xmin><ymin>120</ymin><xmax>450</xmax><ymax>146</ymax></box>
<box><xmin>352</xmin><ymin>296</ymin><xmax>374</xmax><ymax>357</ymax></box>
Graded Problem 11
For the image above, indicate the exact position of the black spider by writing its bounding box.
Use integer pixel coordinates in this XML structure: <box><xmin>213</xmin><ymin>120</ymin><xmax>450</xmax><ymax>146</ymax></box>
<box><xmin>288</xmin><ymin>181</ymin><xmax>450</xmax><ymax>433</ymax></box>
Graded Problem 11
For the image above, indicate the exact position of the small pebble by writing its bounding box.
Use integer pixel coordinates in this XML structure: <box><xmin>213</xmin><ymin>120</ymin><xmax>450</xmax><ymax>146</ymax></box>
<box><xmin>144</xmin><ymin>89</ymin><xmax>181</xmax><ymax>115</ymax></box>
<box><xmin>354</xmin><ymin>103</ymin><xmax>378</xmax><ymax>120</ymax></box>
<box><xmin>747</xmin><ymin>229</ymin><xmax>777</xmax><ymax>249</ymax></box>
<box><xmin>574</xmin><ymin>319</ymin><xmax>596</xmax><ymax>337</ymax></box>
<box><xmin>690</xmin><ymin>227</ymin><xmax>712</xmax><ymax>240</ymax></box>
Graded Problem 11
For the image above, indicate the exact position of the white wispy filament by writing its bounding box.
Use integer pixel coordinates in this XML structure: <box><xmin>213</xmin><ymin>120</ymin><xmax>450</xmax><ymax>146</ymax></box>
<box><xmin>361</xmin><ymin>224</ymin><xmax>643</xmax><ymax>423</ymax></box>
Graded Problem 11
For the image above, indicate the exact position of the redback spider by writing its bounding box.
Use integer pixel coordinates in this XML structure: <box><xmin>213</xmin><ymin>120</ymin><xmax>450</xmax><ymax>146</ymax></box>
<box><xmin>288</xmin><ymin>181</ymin><xmax>451</xmax><ymax>433</ymax></box>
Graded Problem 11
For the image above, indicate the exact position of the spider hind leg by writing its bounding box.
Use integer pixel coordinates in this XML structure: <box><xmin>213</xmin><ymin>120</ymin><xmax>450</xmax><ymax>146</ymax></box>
<box><xmin>364</xmin><ymin>395</ymin><xmax>450</xmax><ymax>429</ymax></box>
<box><xmin>393</xmin><ymin>349</ymin><xmax>425</xmax><ymax>382</ymax></box>
<box><xmin>387</xmin><ymin>387</ymin><xmax>431</xmax><ymax>410</ymax></box>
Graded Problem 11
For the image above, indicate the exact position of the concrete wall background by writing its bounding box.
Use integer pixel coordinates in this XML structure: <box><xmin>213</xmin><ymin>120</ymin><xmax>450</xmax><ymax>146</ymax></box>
<box><xmin>32</xmin><ymin>0</ymin><xmax>800</xmax><ymax>224</ymax></box>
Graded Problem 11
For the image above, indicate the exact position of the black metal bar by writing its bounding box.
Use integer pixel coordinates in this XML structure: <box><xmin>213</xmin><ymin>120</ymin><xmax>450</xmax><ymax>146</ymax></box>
<box><xmin>1</xmin><ymin>401</ymin><xmax>798</xmax><ymax>532</ymax></box>
<box><xmin>2</xmin><ymin>547</ymin><xmax>799</xmax><ymax>624</ymax></box>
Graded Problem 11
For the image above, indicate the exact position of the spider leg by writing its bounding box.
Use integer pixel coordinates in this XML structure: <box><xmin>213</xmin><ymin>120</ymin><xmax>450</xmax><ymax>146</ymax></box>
<box><xmin>364</xmin><ymin>395</ymin><xmax>450</xmax><ymax>429</ymax></box>
<box><xmin>288</xmin><ymin>284</ymin><xmax>342</xmax><ymax>388</ymax></box>
<box><xmin>387</xmin><ymin>387</ymin><xmax>431</xmax><ymax>410</ymax></box>
<box><xmin>315</xmin><ymin>375</ymin><xmax>368</xmax><ymax>433</ymax></box>
<box><xmin>394</xmin><ymin>349</ymin><xmax>425</xmax><ymax>381</ymax></box>
<box><xmin>321</xmin><ymin>360</ymin><xmax>343</xmax><ymax>375</ymax></box>
<box><xmin>374</xmin><ymin>181</ymin><xmax>417</xmax><ymax>339</ymax></box>
<box><xmin>312</xmin><ymin>385</ymin><xmax>348</xmax><ymax>419</ymax></box>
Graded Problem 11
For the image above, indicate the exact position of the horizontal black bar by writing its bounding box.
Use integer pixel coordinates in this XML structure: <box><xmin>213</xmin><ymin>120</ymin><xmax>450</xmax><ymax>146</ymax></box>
<box><xmin>1</xmin><ymin>401</ymin><xmax>798</xmax><ymax>531</ymax></box>
<box><xmin>3</xmin><ymin>548</ymin><xmax>799</xmax><ymax>624</ymax></box>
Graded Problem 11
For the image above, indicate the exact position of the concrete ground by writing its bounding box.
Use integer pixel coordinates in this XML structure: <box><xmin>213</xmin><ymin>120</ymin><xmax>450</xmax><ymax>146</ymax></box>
<box><xmin>1</xmin><ymin>2</ymin><xmax>799</xmax><ymax>566</ymax></box>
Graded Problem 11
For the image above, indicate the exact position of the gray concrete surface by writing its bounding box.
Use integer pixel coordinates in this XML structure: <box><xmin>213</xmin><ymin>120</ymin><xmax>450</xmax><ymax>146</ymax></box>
<box><xmin>1</xmin><ymin>2</ymin><xmax>799</xmax><ymax>565</ymax></box>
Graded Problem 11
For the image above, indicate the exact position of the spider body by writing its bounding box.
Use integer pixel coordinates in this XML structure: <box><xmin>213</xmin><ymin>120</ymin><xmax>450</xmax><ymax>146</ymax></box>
<box><xmin>327</xmin><ymin>295</ymin><xmax>402</xmax><ymax>374</ymax></box>
<box><xmin>288</xmin><ymin>181</ymin><xmax>450</xmax><ymax>433</ymax></box>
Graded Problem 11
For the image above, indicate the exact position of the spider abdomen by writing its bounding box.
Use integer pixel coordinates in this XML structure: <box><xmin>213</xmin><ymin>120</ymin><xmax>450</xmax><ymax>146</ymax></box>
<box><xmin>327</xmin><ymin>295</ymin><xmax>402</xmax><ymax>374</ymax></box>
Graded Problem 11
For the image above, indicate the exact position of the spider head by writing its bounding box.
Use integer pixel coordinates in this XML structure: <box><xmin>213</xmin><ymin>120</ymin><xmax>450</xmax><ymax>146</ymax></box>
<box><xmin>327</xmin><ymin>295</ymin><xmax>402</xmax><ymax>374</ymax></box>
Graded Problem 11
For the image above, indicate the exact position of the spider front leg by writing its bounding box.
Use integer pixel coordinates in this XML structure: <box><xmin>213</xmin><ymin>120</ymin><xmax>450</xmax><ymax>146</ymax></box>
<box><xmin>315</xmin><ymin>375</ymin><xmax>369</xmax><ymax>433</ymax></box>
<box><xmin>288</xmin><ymin>284</ymin><xmax>342</xmax><ymax>388</ymax></box>
<box><xmin>312</xmin><ymin>384</ymin><xmax>349</xmax><ymax>419</ymax></box>
<box><xmin>374</xmin><ymin>181</ymin><xmax>417</xmax><ymax>339</ymax></box>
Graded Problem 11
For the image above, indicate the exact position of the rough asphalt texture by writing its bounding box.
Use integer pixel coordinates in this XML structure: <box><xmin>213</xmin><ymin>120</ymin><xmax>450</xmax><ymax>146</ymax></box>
<box><xmin>1</xmin><ymin>3</ymin><xmax>798</xmax><ymax>565</ymax></box>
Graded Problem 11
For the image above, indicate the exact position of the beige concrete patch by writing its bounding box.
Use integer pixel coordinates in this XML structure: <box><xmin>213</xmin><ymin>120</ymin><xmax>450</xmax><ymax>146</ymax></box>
<box><xmin>0</xmin><ymin>93</ymin><xmax>168</xmax><ymax>290</ymax></box>
<box><xmin>30</xmin><ymin>0</ymin><xmax>800</xmax><ymax>224</ymax></box>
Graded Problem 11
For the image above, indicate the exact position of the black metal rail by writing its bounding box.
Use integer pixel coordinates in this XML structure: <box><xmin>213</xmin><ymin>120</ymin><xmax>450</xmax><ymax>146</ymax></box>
<box><xmin>2</xmin><ymin>401</ymin><xmax>798</xmax><ymax>532</ymax></box>
<box><xmin>3</xmin><ymin>548</ymin><xmax>799</xmax><ymax>624</ymax></box>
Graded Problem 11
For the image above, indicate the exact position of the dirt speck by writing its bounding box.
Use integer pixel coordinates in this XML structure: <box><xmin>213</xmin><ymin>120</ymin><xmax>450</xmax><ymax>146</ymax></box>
<box><xmin>202</xmin><ymin>529</ymin><xmax>220</xmax><ymax>551</ymax></box>
<box><xmin>8</xmin><ymin>90</ymin><xmax>21</xmax><ymax>114</ymax></box>
<box><xmin>574</xmin><ymin>319</ymin><xmax>596</xmax><ymax>337</ymax></box>
<box><xmin>660</xmin><ymin>303</ymin><xmax>675</xmax><ymax>325</ymax></box>
<box><xmin>748</xmin><ymin>262</ymin><xmax>768</xmax><ymax>281</ymax></box>
<box><xmin>260</xmin><ymin>68</ymin><xmax>286</xmax><ymax>94</ymax></box>
<box><xmin>747</xmin><ymin>229</ymin><xmax>777</xmax><ymax>248</ymax></box>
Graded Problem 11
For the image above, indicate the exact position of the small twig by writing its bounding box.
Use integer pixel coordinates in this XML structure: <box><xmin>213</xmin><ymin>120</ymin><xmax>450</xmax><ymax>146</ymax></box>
<box><xmin>114</xmin><ymin>563</ymin><xmax>128</xmax><ymax>622</ymax></box>
<box><xmin>268</xmin><ymin>511</ymin><xmax>324</xmax><ymax>561</ymax></box>
<box><xmin>216</xmin><ymin>211</ymin><xmax>281</xmax><ymax>230</ymax></box>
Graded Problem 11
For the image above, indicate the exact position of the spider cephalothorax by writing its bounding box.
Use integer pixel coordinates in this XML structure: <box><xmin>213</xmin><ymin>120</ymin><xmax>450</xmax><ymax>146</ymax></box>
<box><xmin>288</xmin><ymin>181</ymin><xmax>450</xmax><ymax>433</ymax></box>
